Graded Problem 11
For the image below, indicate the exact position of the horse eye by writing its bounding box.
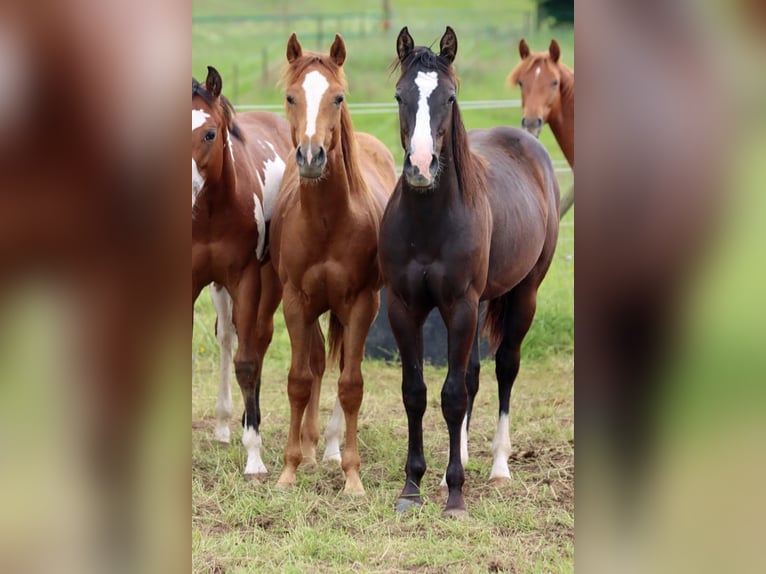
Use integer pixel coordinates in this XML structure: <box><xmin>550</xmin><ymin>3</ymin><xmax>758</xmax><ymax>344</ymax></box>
<box><xmin>447</xmin><ymin>94</ymin><xmax>456</xmax><ymax>104</ymax></box>
<box><xmin>204</xmin><ymin>129</ymin><xmax>216</xmax><ymax>142</ymax></box>
<box><xmin>334</xmin><ymin>95</ymin><xmax>344</xmax><ymax>106</ymax></box>
<box><xmin>394</xmin><ymin>93</ymin><xmax>402</xmax><ymax>104</ymax></box>
<box><xmin>552</xmin><ymin>80</ymin><xmax>559</xmax><ymax>87</ymax></box>
<box><xmin>518</xmin><ymin>81</ymin><xmax>523</xmax><ymax>88</ymax></box>
<box><xmin>286</xmin><ymin>95</ymin><xmax>295</xmax><ymax>105</ymax></box>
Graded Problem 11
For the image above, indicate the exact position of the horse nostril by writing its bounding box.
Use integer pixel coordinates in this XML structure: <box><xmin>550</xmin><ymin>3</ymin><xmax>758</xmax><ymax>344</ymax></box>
<box><xmin>429</xmin><ymin>154</ymin><xmax>438</xmax><ymax>171</ymax></box>
<box><xmin>295</xmin><ymin>146</ymin><xmax>305</xmax><ymax>166</ymax></box>
<box><xmin>535</xmin><ymin>118</ymin><xmax>543</xmax><ymax>128</ymax></box>
<box><xmin>314</xmin><ymin>146</ymin><xmax>326</xmax><ymax>166</ymax></box>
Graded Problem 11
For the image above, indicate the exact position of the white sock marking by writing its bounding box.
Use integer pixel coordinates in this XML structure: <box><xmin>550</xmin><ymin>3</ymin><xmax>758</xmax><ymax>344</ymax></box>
<box><xmin>302</xmin><ymin>70</ymin><xmax>329</xmax><ymax>139</ymax></box>
<box><xmin>490</xmin><ymin>413</ymin><xmax>512</xmax><ymax>481</ymax></box>
<box><xmin>322</xmin><ymin>396</ymin><xmax>344</xmax><ymax>463</ymax></box>
<box><xmin>211</xmin><ymin>286</ymin><xmax>236</xmax><ymax>443</ymax></box>
<box><xmin>192</xmin><ymin>108</ymin><xmax>209</xmax><ymax>131</ymax></box>
<box><xmin>242</xmin><ymin>427</ymin><xmax>267</xmax><ymax>475</ymax></box>
<box><xmin>411</xmin><ymin>71</ymin><xmax>438</xmax><ymax>178</ymax></box>
<box><xmin>441</xmin><ymin>414</ymin><xmax>469</xmax><ymax>488</ymax></box>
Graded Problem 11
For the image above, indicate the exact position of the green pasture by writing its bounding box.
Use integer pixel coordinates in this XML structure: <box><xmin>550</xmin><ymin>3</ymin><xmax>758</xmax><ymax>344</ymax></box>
<box><xmin>193</xmin><ymin>2</ymin><xmax>573</xmax><ymax>572</ymax></box>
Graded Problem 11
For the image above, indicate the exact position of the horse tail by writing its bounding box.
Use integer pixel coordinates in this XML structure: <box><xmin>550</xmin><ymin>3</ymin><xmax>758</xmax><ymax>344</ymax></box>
<box><xmin>482</xmin><ymin>296</ymin><xmax>508</xmax><ymax>355</ymax></box>
<box><xmin>327</xmin><ymin>312</ymin><xmax>344</xmax><ymax>367</ymax></box>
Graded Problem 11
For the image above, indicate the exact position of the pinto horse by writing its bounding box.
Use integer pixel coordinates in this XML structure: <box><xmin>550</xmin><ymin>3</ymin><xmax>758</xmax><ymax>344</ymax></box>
<box><xmin>379</xmin><ymin>27</ymin><xmax>560</xmax><ymax>517</ymax></box>
<box><xmin>508</xmin><ymin>38</ymin><xmax>574</xmax><ymax>217</ymax></box>
<box><xmin>192</xmin><ymin>67</ymin><xmax>293</xmax><ymax>479</ymax></box>
<box><xmin>270</xmin><ymin>33</ymin><xmax>397</xmax><ymax>494</ymax></box>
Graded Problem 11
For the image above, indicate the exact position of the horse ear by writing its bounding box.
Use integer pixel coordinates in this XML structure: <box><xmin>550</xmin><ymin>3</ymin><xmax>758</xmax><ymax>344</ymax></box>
<box><xmin>519</xmin><ymin>38</ymin><xmax>530</xmax><ymax>59</ymax></box>
<box><xmin>396</xmin><ymin>26</ymin><xmax>414</xmax><ymax>62</ymax></box>
<box><xmin>205</xmin><ymin>66</ymin><xmax>222</xmax><ymax>98</ymax></box>
<box><xmin>286</xmin><ymin>33</ymin><xmax>302</xmax><ymax>63</ymax></box>
<box><xmin>330</xmin><ymin>34</ymin><xmax>346</xmax><ymax>66</ymax></box>
<box><xmin>549</xmin><ymin>39</ymin><xmax>560</xmax><ymax>63</ymax></box>
<box><xmin>439</xmin><ymin>26</ymin><xmax>457</xmax><ymax>63</ymax></box>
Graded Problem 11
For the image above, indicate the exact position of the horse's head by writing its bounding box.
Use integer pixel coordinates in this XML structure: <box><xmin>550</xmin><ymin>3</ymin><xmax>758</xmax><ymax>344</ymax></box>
<box><xmin>394</xmin><ymin>26</ymin><xmax>458</xmax><ymax>189</ymax></box>
<box><xmin>191</xmin><ymin>66</ymin><xmax>239</xmax><ymax>209</ymax></box>
<box><xmin>282</xmin><ymin>33</ymin><xmax>348</xmax><ymax>180</ymax></box>
<box><xmin>508</xmin><ymin>39</ymin><xmax>563</xmax><ymax>138</ymax></box>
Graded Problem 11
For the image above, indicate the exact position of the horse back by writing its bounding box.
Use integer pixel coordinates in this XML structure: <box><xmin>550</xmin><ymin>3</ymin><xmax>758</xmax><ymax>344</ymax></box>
<box><xmin>235</xmin><ymin>112</ymin><xmax>293</xmax><ymax>217</ymax></box>
<box><xmin>469</xmin><ymin>126</ymin><xmax>560</xmax><ymax>294</ymax></box>
<box><xmin>355</xmin><ymin>132</ymin><xmax>398</xmax><ymax>212</ymax></box>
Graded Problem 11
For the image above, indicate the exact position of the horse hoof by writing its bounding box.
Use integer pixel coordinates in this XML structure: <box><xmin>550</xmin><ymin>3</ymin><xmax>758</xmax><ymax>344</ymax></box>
<box><xmin>343</xmin><ymin>485</ymin><xmax>366</xmax><ymax>497</ymax></box>
<box><xmin>244</xmin><ymin>472</ymin><xmax>268</xmax><ymax>483</ymax></box>
<box><xmin>488</xmin><ymin>476</ymin><xmax>511</xmax><ymax>488</ymax></box>
<box><xmin>302</xmin><ymin>456</ymin><xmax>318</xmax><ymax>468</ymax></box>
<box><xmin>395</xmin><ymin>498</ymin><xmax>421</xmax><ymax>513</ymax></box>
<box><xmin>274</xmin><ymin>480</ymin><xmax>295</xmax><ymax>491</ymax></box>
<box><xmin>443</xmin><ymin>507</ymin><xmax>468</xmax><ymax>520</ymax></box>
<box><xmin>438</xmin><ymin>483</ymin><xmax>448</xmax><ymax>496</ymax></box>
<box><xmin>322</xmin><ymin>452</ymin><xmax>342</xmax><ymax>465</ymax></box>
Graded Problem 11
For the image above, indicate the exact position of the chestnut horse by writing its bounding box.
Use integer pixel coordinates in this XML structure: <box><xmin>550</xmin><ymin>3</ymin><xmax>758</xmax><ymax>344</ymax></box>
<box><xmin>379</xmin><ymin>27</ymin><xmax>559</xmax><ymax>517</ymax></box>
<box><xmin>270</xmin><ymin>33</ymin><xmax>397</xmax><ymax>495</ymax></box>
<box><xmin>192</xmin><ymin>67</ymin><xmax>293</xmax><ymax>479</ymax></box>
<box><xmin>508</xmin><ymin>38</ymin><xmax>574</xmax><ymax>217</ymax></box>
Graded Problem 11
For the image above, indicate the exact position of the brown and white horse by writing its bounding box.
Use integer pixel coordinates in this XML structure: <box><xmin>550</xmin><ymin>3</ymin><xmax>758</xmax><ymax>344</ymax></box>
<box><xmin>270</xmin><ymin>33</ymin><xmax>397</xmax><ymax>494</ymax></box>
<box><xmin>508</xmin><ymin>38</ymin><xmax>574</xmax><ymax>217</ymax></box>
<box><xmin>192</xmin><ymin>66</ymin><xmax>292</xmax><ymax>479</ymax></box>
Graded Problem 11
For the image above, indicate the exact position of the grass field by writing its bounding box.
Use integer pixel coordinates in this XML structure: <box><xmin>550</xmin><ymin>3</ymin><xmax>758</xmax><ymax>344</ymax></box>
<box><xmin>193</xmin><ymin>2</ymin><xmax>573</xmax><ymax>572</ymax></box>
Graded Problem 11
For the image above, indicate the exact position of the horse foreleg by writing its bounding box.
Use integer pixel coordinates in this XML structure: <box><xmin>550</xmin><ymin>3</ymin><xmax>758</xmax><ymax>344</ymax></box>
<box><xmin>388</xmin><ymin>294</ymin><xmax>427</xmax><ymax>512</ymax></box>
<box><xmin>440</xmin><ymin>332</ymin><xmax>478</xmax><ymax>491</ymax></box>
<box><xmin>299</xmin><ymin>322</ymin><xmax>325</xmax><ymax>465</ymax></box>
<box><xmin>335</xmin><ymin>291</ymin><xmax>378</xmax><ymax>495</ymax></box>
<box><xmin>440</xmin><ymin>295</ymin><xmax>479</xmax><ymax>518</ymax></box>
<box><xmin>210</xmin><ymin>284</ymin><xmax>235</xmax><ymax>444</ymax></box>
<box><xmin>276</xmin><ymin>287</ymin><xmax>317</xmax><ymax>489</ymax></box>
<box><xmin>231</xmin><ymin>265</ymin><xmax>267</xmax><ymax>480</ymax></box>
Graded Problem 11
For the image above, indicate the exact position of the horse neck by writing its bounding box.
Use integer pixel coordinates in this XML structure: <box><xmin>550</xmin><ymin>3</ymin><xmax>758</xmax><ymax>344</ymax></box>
<box><xmin>548</xmin><ymin>65</ymin><xmax>575</xmax><ymax>169</ymax></box>
<box><xmin>197</xmin><ymin>139</ymin><xmax>239</xmax><ymax>218</ymax></box>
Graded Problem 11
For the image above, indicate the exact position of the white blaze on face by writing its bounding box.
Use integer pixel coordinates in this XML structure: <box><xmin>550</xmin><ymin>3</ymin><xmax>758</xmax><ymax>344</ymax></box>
<box><xmin>411</xmin><ymin>70</ymin><xmax>439</xmax><ymax>179</ymax></box>
<box><xmin>302</xmin><ymin>70</ymin><xmax>329</xmax><ymax>164</ymax></box>
<box><xmin>226</xmin><ymin>131</ymin><xmax>235</xmax><ymax>163</ymax></box>
<box><xmin>192</xmin><ymin>108</ymin><xmax>209</xmax><ymax>131</ymax></box>
<box><xmin>192</xmin><ymin>108</ymin><xmax>210</xmax><ymax>210</ymax></box>
<box><xmin>535</xmin><ymin>66</ymin><xmax>541</xmax><ymax>78</ymax></box>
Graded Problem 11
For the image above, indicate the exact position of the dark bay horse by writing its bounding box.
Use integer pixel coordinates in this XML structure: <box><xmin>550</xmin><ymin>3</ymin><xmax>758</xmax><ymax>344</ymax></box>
<box><xmin>270</xmin><ymin>33</ymin><xmax>397</xmax><ymax>495</ymax></box>
<box><xmin>508</xmin><ymin>38</ymin><xmax>574</xmax><ymax>217</ymax></box>
<box><xmin>192</xmin><ymin>66</ymin><xmax>293</xmax><ymax>479</ymax></box>
<box><xmin>379</xmin><ymin>27</ymin><xmax>560</xmax><ymax>517</ymax></box>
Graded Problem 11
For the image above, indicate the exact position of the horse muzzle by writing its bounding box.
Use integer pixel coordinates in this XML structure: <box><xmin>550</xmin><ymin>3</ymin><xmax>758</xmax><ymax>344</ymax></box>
<box><xmin>403</xmin><ymin>152</ymin><xmax>438</xmax><ymax>188</ymax></box>
<box><xmin>296</xmin><ymin>144</ymin><xmax>326</xmax><ymax>179</ymax></box>
<box><xmin>521</xmin><ymin>117</ymin><xmax>543</xmax><ymax>138</ymax></box>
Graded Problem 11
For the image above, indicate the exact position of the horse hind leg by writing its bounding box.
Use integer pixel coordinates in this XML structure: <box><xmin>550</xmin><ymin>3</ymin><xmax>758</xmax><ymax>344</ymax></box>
<box><xmin>210</xmin><ymin>284</ymin><xmax>236</xmax><ymax>444</ymax></box>
<box><xmin>488</xmin><ymin>281</ymin><xmax>539</xmax><ymax>486</ymax></box>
